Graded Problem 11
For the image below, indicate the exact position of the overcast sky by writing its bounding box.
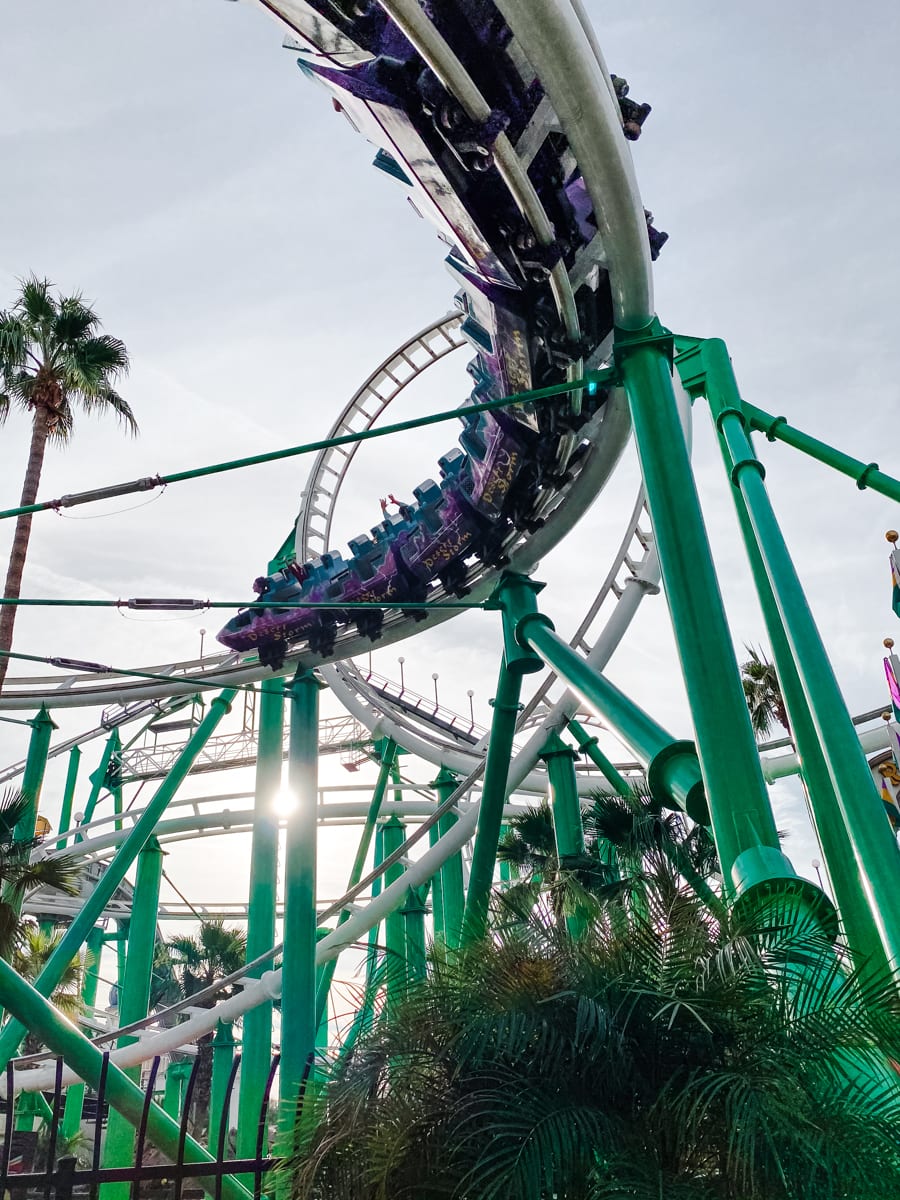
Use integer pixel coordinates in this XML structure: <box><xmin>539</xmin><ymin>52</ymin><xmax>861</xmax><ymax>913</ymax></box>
<box><xmin>1</xmin><ymin>0</ymin><xmax>899</xmax><ymax>938</ymax></box>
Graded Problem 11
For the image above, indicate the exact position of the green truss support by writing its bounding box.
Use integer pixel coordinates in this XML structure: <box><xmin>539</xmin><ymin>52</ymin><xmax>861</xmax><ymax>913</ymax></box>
<box><xmin>567</xmin><ymin>717</ymin><xmax>630</xmax><ymax>797</ymax></box>
<box><xmin>382</xmin><ymin>815</ymin><xmax>408</xmax><ymax>1015</ymax></box>
<box><xmin>61</xmin><ymin>923</ymin><xmax>105</xmax><ymax>1139</ymax></box>
<box><xmin>542</xmin><ymin>732</ymin><xmax>587</xmax><ymax>938</ymax></box>
<box><xmin>56</xmin><ymin>744</ymin><xmax>81</xmax><ymax>850</ymax></box>
<box><xmin>81</xmin><ymin>728</ymin><xmax>121</xmax><ymax>834</ymax></box>
<box><xmin>681</xmin><ymin>337</ymin><xmax>900</xmax><ymax>968</ymax></box>
<box><xmin>209</xmin><ymin>1021</ymin><xmax>237</xmax><ymax>1154</ymax></box>
<box><xmin>0</xmin><ymin>689</ymin><xmax>236</xmax><ymax>1069</ymax></box>
<box><xmin>13</xmin><ymin>705</ymin><xmax>55</xmax><ymax>846</ymax></box>
<box><xmin>431</xmin><ymin>768</ymin><xmax>465</xmax><ymax>947</ymax></box>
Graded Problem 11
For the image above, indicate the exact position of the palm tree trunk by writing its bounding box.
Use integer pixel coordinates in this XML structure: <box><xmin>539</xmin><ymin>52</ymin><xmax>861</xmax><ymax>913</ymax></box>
<box><xmin>0</xmin><ymin>405</ymin><xmax>51</xmax><ymax>693</ymax></box>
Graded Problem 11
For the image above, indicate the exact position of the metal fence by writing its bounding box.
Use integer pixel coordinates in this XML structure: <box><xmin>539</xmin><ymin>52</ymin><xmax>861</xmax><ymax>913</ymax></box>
<box><xmin>0</xmin><ymin>1051</ymin><xmax>281</xmax><ymax>1199</ymax></box>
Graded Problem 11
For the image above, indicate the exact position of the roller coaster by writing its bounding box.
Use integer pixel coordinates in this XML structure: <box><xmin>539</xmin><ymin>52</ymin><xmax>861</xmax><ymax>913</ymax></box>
<box><xmin>2</xmin><ymin>1</ymin><xmax>900</xmax><ymax>1195</ymax></box>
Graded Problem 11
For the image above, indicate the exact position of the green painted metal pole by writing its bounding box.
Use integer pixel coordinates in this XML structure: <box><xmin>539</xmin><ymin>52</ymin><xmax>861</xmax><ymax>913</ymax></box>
<box><xmin>315</xmin><ymin>738</ymin><xmax>396</xmax><ymax>1029</ymax></box>
<box><xmin>615</xmin><ymin>324</ymin><xmax>800</xmax><ymax>894</ymax></box>
<box><xmin>692</xmin><ymin>337</ymin><xmax>900</xmax><ymax>966</ymax></box>
<box><xmin>81</xmin><ymin>730</ymin><xmax>119</xmax><ymax>833</ymax></box>
<box><xmin>61</xmin><ymin>924</ymin><xmax>104</xmax><ymax>1139</ymax></box>
<box><xmin>209</xmin><ymin>1021</ymin><xmax>237</xmax><ymax>1153</ymax></box>
<box><xmin>543</xmin><ymin>732</ymin><xmax>587</xmax><ymax>938</ymax></box>
<box><xmin>432</xmin><ymin>769</ymin><xmax>465</xmax><ymax>949</ymax></box>
<box><xmin>103</xmin><ymin>837</ymin><xmax>164</xmax><ymax>1195</ymax></box>
<box><xmin>567</xmin><ymin>718</ymin><xmax>630</xmax><ymax>797</ymax></box>
<box><xmin>462</xmin><ymin>655</ymin><xmax>524</xmax><ymax>943</ymax></box>
<box><xmin>428</xmin><ymin>819</ymin><xmax>446</xmax><ymax>941</ymax></box>
<box><xmin>740</xmin><ymin>401</ymin><xmax>900</xmax><ymax>504</ymax></box>
<box><xmin>382</xmin><ymin>815</ymin><xmax>408</xmax><ymax>1014</ymax></box>
<box><xmin>402</xmin><ymin>886</ymin><xmax>428</xmax><ymax>983</ymax></box>
<box><xmin>0</xmin><ymin>959</ymin><xmax>251</xmax><ymax>1200</ymax></box>
<box><xmin>718</xmin><ymin>458</ymin><xmax>888</xmax><ymax>971</ymax></box>
<box><xmin>56</xmin><ymin>744</ymin><xmax>81</xmax><ymax>850</ymax></box>
<box><xmin>280</xmin><ymin>669</ymin><xmax>320</xmax><ymax>1138</ymax></box>
<box><xmin>163</xmin><ymin>1059</ymin><xmax>192</xmax><ymax>1120</ymax></box>
<box><xmin>0</xmin><ymin>689</ymin><xmax>236</xmax><ymax>1068</ymax></box>
<box><xmin>236</xmin><ymin>677</ymin><xmax>283</xmax><ymax>1161</ymax></box>
<box><xmin>13</xmin><ymin>706</ymin><xmax>55</xmax><ymax>845</ymax></box>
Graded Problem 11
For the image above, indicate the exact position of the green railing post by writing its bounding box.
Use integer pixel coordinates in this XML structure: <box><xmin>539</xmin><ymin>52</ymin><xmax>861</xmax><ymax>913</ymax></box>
<box><xmin>209</xmin><ymin>1021</ymin><xmax>237</xmax><ymax>1154</ymax></box>
<box><xmin>688</xmin><ymin>337</ymin><xmax>900</xmax><ymax>967</ymax></box>
<box><xmin>615</xmin><ymin>323</ymin><xmax>800</xmax><ymax>893</ymax></box>
<box><xmin>61</xmin><ymin>924</ymin><xmax>105</xmax><ymax>1139</ymax></box>
<box><xmin>0</xmin><ymin>960</ymin><xmax>251</xmax><ymax>1200</ymax></box>
<box><xmin>314</xmin><ymin>738</ymin><xmax>396</xmax><ymax>1030</ymax></box>
<box><xmin>103</xmin><ymin>837</ymin><xmax>164</xmax><ymax>1196</ymax></box>
<box><xmin>432</xmin><ymin>769</ymin><xmax>465</xmax><ymax>949</ymax></box>
<box><xmin>567</xmin><ymin>718</ymin><xmax>630</xmax><ymax>797</ymax></box>
<box><xmin>13</xmin><ymin>705</ymin><xmax>55</xmax><ymax>846</ymax></box>
<box><xmin>236</xmin><ymin>678</ymin><xmax>283</xmax><ymax>1161</ymax></box>
<box><xmin>280</xmin><ymin>669</ymin><xmax>320</xmax><ymax>1142</ymax></box>
<box><xmin>56</xmin><ymin>745</ymin><xmax>81</xmax><ymax>851</ymax></box>
<box><xmin>0</xmin><ymin>689</ymin><xmax>236</xmax><ymax>1068</ymax></box>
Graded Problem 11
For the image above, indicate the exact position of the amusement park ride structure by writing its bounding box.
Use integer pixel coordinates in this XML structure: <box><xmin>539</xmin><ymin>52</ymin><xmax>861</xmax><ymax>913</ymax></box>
<box><xmin>1</xmin><ymin>0</ymin><xmax>900</xmax><ymax>1193</ymax></box>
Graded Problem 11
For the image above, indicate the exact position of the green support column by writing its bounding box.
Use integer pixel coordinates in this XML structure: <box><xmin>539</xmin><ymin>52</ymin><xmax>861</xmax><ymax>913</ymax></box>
<box><xmin>163</xmin><ymin>1059</ymin><xmax>192</xmax><ymax>1120</ymax></box>
<box><xmin>315</xmin><ymin>738</ymin><xmax>396</xmax><ymax>1029</ymax></box>
<box><xmin>56</xmin><ymin>744</ymin><xmax>81</xmax><ymax>850</ymax></box>
<box><xmin>236</xmin><ymin>677</ymin><xmax>283</xmax><ymax>1161</ymax></box>
<box><xmin>61</xmin><ymin>924</ymin><xmax>104</xmax><ymax>1139</ymax></box>
<box><xmin>542</xmin><ymin>732</ymin><xmax>587</xmax><ymax>937</ymax></box>
<box><xmin>567</xmin><ymin>718</ymin><xmax>630</xmax><ymax>797</ymax></box>
<box><xmin>103</xmin><ymin>837</ymin><xmax>164</xmax><ymax>1196</ymax></box>
<box><xmin>13</xmin><ymin>705</ymin><xmax>55</xmax><ymax>847</ymax></box>
<box><xmin>615</xmin><ymin>324</ymin><xmax>794</xmax><ymax>893</ymax></box>
<box><xmin>382</xmin><ymin>815</ymin><xmax>408</xmax><ymax>1014</ymax></box>
<box><xmin>79</xmin><ymin>730</ymin><xmax>120</xmax><ymax>836</ymax></box>
<box><xmin>687</xmin><ymin>336</ymin><xmax>900</xmax><ymax>967</ymax></box>
<box><xmin>0</xmin><ymin>689</ymin><xmax>236</xmax><ymax>1068</ymax></box>
<box><xmin>463</xmin><ymin>602</ymin><xmax>531</xmax><ymax>943</ymax></box>
<box><xmin>339</xmin><ymin>824</ymin><xmax>386</xmax><ymax>1059</ymax></box>
<box><xmin>432</xmin><ymin>769</ymin><xmax>465</xmax><ymax>949</ymax></box>
<box><xmin>428</xmin><ymin>818</ymin><xmax>446</xmax><ymax>941</ymax></box>
<box><xmin>280</xmin><ymin>669</ymin><xmax>320</xmax><ymax>1140</ymax></box>
<box><xmin>500</xmin><ymin>574</ymin><xmax>825</xmax><ymax>924</ymax></box>
<box><xmin>401</xmin><ymin>887</ymin><xmax>428</xmax><ymax>983</ymax></box>
<box><xmin>209</xmin><ymin>1021</ymin><xmax>237</xmax><ymax>1153</ymax></box>
<box><xmin>0</xmin><ymin>959</ymin><xmax>251</xmax><ymax>1200</ymax></box>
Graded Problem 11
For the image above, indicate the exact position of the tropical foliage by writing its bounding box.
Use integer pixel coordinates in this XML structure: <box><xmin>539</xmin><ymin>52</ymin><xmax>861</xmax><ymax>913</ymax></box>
<box><xmin>0</xmin><ymin>787</ymin><xmax>81</xmax><ymax>959</ymax></box>
<box><xmin>291</xmin><ymin>873</ymin><xmax>900</xmax><ymax>1200</ymax></box>
<box><xmin>740</xmin><ymin>646</ymin><xmax>789</xmax><ymax>739</ymax></box>
<box><xmin>0</xmin><ymin>276</ymin><xmax>136</xmax><ymax>691</ymax></box>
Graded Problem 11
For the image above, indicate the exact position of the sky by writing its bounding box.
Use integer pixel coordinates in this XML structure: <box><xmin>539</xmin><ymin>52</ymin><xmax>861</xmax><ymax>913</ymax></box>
<box><xmin>1</xmin><ymin>0</ymin><xmax>899</xmax><ymax>985</ymax></box>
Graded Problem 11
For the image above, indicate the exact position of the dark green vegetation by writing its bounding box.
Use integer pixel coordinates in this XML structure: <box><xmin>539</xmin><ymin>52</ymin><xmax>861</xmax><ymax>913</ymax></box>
<box><xmin>291</xmin><ymin>794</ymin><xmax>900</xmax><ymax>1199</ymax></box>
<box><xmin>0</xmin><ymin>277</ymin><xmax>135</xmax><ymax>691</ymax></box>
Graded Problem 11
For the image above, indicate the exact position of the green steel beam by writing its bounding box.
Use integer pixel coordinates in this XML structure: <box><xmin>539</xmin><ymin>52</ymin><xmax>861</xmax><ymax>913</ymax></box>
<box><xmin>543</xmin><ymin>732</ymin><xmax>587</xmax><ymax>938</ymax></box>
<box><xmin>613</xmin><ymin>324</ymin><xmax>815</xmax><ymax>905</ymax></box>
<box><xmin>56</xmin><ymin>745</ymin><xmax>81</xmax><ymax>850</ymax></box>
<box><xmin>13</xmin><ymin>706</ymin><xmax>55</xmax><ymax>845</ymax></box>
<box><xmin>209</xmin><ymin>1021</ymin><xmax>237</xmax><ymax>1154</ymax></box>
<box><xmin>0</xmin><ymin>689</ymin><xmax>236</xmax><ymax>1068</ymax></box>
<box><xmin>80</xmin><ymin>729</ymin><xmax>120</xmax><ymax>833</ymax></box>
<box><xmin>432</xmin><ymin>769</ymin><xmax>465</xmax><ymax>949</ymax></box>
<box><xmin>0</xmin><ymin>958</ymin><xmax>251</xmax><ymax>1200</ymax></box>
<box><xmin>61</xmin><ymin>923</ymin><xmax>104</xmax><ymax>1139</ymax></box>
<box><xmin>567</xmin><ymin>717</ymin><xmax>630</xmax><ymax>797</ymax></box>
<box><xmin>237</xmin><ymin>678</ymin><xmax>283</xmax><ymax>1160</ymax></box>
<box><xmin>401</xmin><ymin>885</ymin><xmax>428</xmax><ymax>983</ymax></box>
<box><xmin>315</xmin><ymin>738</ymin><xmax>396</xmax><ymax>1030</ymax></box>
<box><xmin>280</xmin><ymin>669</ymin><xmax>320</xmax><ymax>1139</ymax></box>
<box><xmin>103</xmin><ymin>837</ymin><xmax>164</xmax><ymax>1195</ymax></box>
<box><xmin>382</xmin><ymin>815</ymin><xmax>408</xmax><ymax>1015</ymax></box>
<box><xmin>689</xmin><ymin>337</ymin><xmax>900</xmax><ymax>966</ymax></box>
<box><xmin>462</xmin><ymin>647</ymin><xmax>525</xmax><ymax>943</ymax></box>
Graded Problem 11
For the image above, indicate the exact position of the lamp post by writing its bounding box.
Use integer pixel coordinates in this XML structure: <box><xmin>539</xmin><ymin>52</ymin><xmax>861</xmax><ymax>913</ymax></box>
<box><xmin>198</xmin><ymin>628</ymin><xmax>207</xmax><ymax>661</ymax></box>
<box><xmin>467</xmin><ymin>689</ymin><xmax>475</xmax><ymax>730</ymax></box>
<box><xmin>811</xmin><ymin>858</ymin><xmax>825</xmax><ymax>889</ymax></box>
<box><xmin>432</xmin><ymin>673</ymin><xmax>440</xmax><ymax>712</ymax></box>
<box><xmin>397</xmin><ymin>656</ymin><xmax>406</xmax><ymax>696</ymax></box>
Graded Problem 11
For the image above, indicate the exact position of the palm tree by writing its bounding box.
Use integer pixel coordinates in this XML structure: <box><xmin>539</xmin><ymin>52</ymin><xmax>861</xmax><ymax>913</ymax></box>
<box><xmin>740</xmin><ymin>645</ymin><xmax>789</xmax><ymax>739</ymax></box>
<box><xmin>165</xmin><ymin>921</ymin><xmax>247</xmax><ymax>1135</ymax></box>
<box><xmin>13</xmin><ymin>923</ymin><xmax>83</xmax><ymax>1056</ymax></box>
<box><xmin>291</xmin><ymin>890</ymin><xmax>900</xmax><ymax>1199</ymax></box>
<box><xmin>0</xmin><ymin>787</ymin><xmax>82</xmax><ymax>958</ymax></box>
<box><xmin>0</xmin><ymin>276</ymin><xmax>136</xmax><ymax>691</ymax></box>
